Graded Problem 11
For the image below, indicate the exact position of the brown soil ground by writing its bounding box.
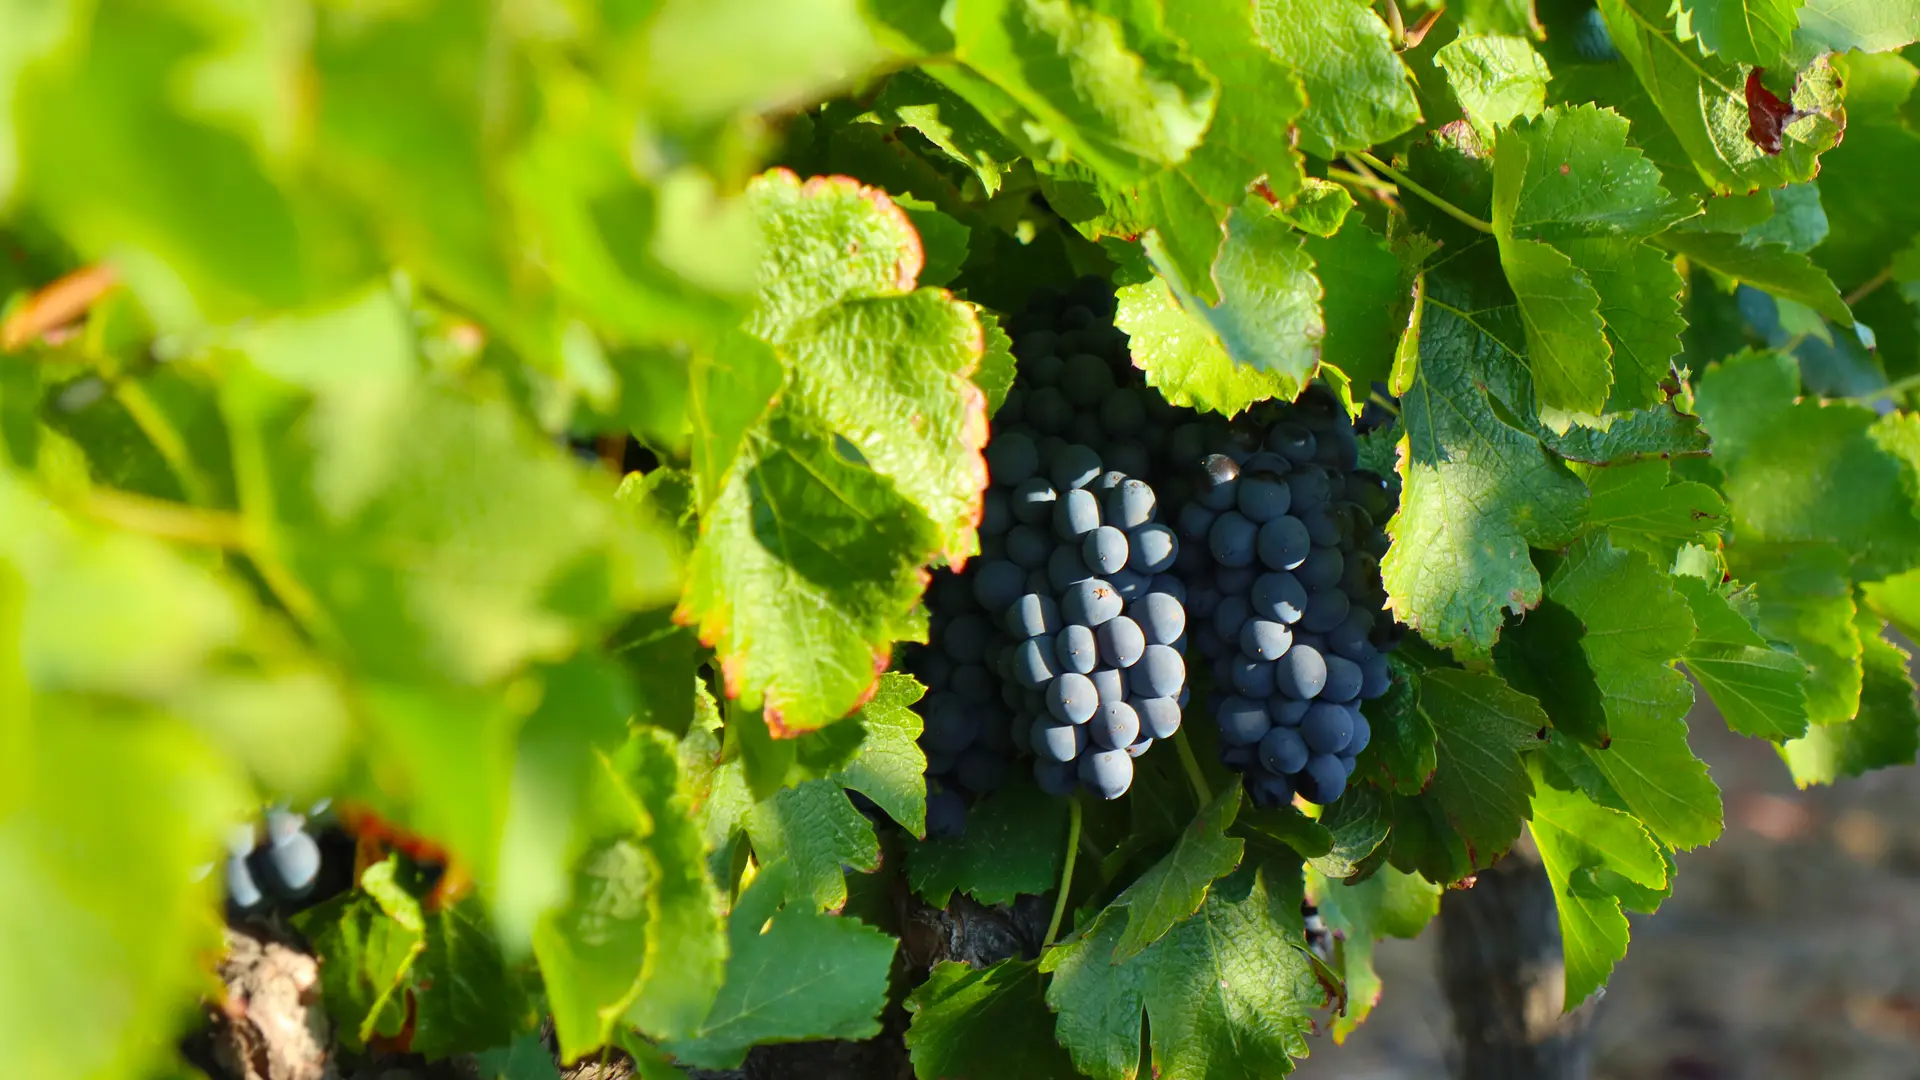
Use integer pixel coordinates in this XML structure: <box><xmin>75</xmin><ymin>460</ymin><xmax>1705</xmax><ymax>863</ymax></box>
<box><xmin>1294</xmin><ymin>694</ymin><xmax>1920</xmax><ymax>1080</ymax></box>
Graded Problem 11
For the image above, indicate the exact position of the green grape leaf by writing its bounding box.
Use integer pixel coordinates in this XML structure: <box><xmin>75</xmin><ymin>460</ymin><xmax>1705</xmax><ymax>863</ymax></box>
<box><xmin>1280</xmin><ymin>178</ymin><xmax>1356</xmax><ymax>238</ymax></box>
<box><xmin>1042</xmin><ymin>862</ymin><xmax>1321</xmax><ymax>1080</ymax></box>
<box><xmin>904</xmin><ymin>959</ymin><xmax>1081</xmax><ymax>1080</ymax></box>
<box><xmin>1729</xmin><ymin>543</ymin><xmax>1862</xmax><ymax>727</ymax></box>
<box><xmin>410</xmin><ymin>898</ymin><xmax>541</xmax><ymax>1058</ymax></box>
<box><xmin>1598</xmin><ymin>0</ymin><xmax>1843</xmax><ymax>194</ymax></box>
<box><xmin>1496</xmin><ymin>236</ymin><xmax>1613</xmax><ymax>422</ymax></box>
<box><xmin>869</xmin><ymin>69</ymin><xmax>1024</xmax><ymax>196</ymax></box>
<box><xmin>908</xmin><ymin>784</ymin><xmax>1069</xmax><ymax>907</ymax></box>
<box><xmin>1252</xmin><ymin>0</ymin><xmax>1422</xmax><ymax>159</ymax></box>
<box><xmin>1657</xmin><ymin>231</ymin><xmax>1851</xmax><ymax>325</ymax></box>
<box><xmin>1811</xmin><ymin>54</ymin><xmax>1920</xmax><ymax>296</ymax></box>
<box><xmin>1791</xmin><ymin>0</ymin><xmax>1920</xmax><ymax>57</ymax></box>
<box><xmin>1530</xmin><ymin>398</ymin><xmax>1712</xmax><ymax>464</ymax></box>
<box><xmin>745</xmin><ymin>777</ymin><xmax>881</xmax><ymax>912</ymax></box>
<box><xmin>1584</xmin><ymin>458</ymin><xmax>1728</xmax><ymax>540</ymax></box>
<box><xmin>1458</xmin><ymin>0</ymin><xmax>1545</xmax><ymax>36</ymax></box>
<box><xmin>1116</xmin><ymin>204</ymin><xmax>1322</xmax><ymax>416</ymax></box>
<box><xmin>1385</xmin><ymin>272</ymin><xmax>1588</xmax><ymax>654</ymax></box>
<box><xmin>1309</xmin><ymin>864</ymin><xmax>1440</xmax><ymax>1041</ymax></box>
<box><xmin>1308</xmin><ymin>783</ymin><xmax>1394</xmax><ymax>880</ymax></box>
<box><xmin>1527</xmin><ymin>772</ymin><xmax>1668</xmax><ymax>1008</ymax></box>
<box><xmin>1680</xmin><ymin>0</ymin><xmax>1801</xmax><ymax>68</ymax></box>
<box><xmin>1357</xmin><ymin>658</ymin><xmax>1436</xmax><ymax>793</ymax></box>
<box><xmin>474</xmin><ymin>1034</ymin><xmax>565</xmax><ymax>1080</ymax></box>
<box><xmin>1306</xmin><ymin>217</ymin><xmax>1419</xmax><ymax>390</ymax></box>
<box><xmin>1436</xmin><ymin>34</ymin><xmax>1551</xmax><ymax>143</ymax></box>
<box><xmin>1492</xmin><ymin>105</ymin><xmax>1690</xmax><ymax>243</ymax></box>
<box><xmin>950</xmin><ymin>0</ymin><xmax>1217</xmax><ymax>186</ymax></box>
<box><xmin>1559</xmin><ymin>238</ymin><xmax>1685</xmax><ymax>411</ymax></box>
<box><xmin>1674</xmin><ymin>574</ymin><xmax>1810</xmax><ymax>741</ymax></box>
<box><xmin>1412</xmin><ymin>669</ymin><xmax>1545</xmax><ymax>870</ymax></box>
<box><xmin>1548</xmin><ymin>536</ymin><xmax>1719</xmax><ymax>850</ymax></box>
<box><xmin>1110</xmin><ymin>786</ymin><xmax>1247</xmax><ymax>962</ymax></box>
<box><xmin>831</xmin><ymin>673</ymin><xmax>928</xmax><ymax>837</ymax></box>
<box><xmin>1781</xmin><ymin>614</ymin><xmax>1920</xmax><ymax>785</ymax></box>
<box><xmin>665</xmin><ymin>861</ymin><xmax>897</xmax><ymax>1070</ymax></box>
<box><xmin>1696</xmin><ymin>349</ymin><xmax>1920</xmax><ymax>579</ymax></box>
<box><xmin>747</xmin><ymin>170</ymin><xmax>993</xmax><ymax>564</ymax></box>
<box><xmin>1493</xmin><ymin>596</ymin><xmax>1610</xmax><ymax>746</ymax></box>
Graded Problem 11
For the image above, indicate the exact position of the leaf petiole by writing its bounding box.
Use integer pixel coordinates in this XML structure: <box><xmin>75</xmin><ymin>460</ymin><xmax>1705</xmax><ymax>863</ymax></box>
<box><xmin>1042</xmin><ymin>796</ymin><xmax>1083</xmax><ymax>949</ymax></box>
<box><xmin>1352</xmin><ymin>151</ymin><xmax>1496</xmax><ymax>235</ymax></box>
<box><xmin>1172</xmin><ymin>726</ymin><xmax>1213</xmax><ymax>809</ymax></box>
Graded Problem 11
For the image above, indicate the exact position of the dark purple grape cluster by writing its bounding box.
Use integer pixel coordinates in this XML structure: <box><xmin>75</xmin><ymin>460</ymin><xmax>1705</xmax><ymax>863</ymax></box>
<box><xmin>221</xmin><ymin>802</ymin><xmax>331</xmax><ymax>914</ymax></box>
<box><xmin>1171</xmin><ymin>386</ymin><xmax>1402</xmax><ymax>808</ymax></box>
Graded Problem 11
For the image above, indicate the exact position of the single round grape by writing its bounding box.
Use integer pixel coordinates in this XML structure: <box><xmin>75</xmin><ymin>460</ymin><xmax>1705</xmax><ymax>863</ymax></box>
<box><xmin>1149</xmin><ymin>574</ymin><xmax>1187</xmax><ymax>603</ymax></box>
<box><xmin>1091</xmin><ymin>701</ymin><xmax>1141</xmax><ymax>750</ymax></box>
<box><xmin>1090</xmin><ymin>667</ymin><xmax>1127</xmax><ymax>705</ymax></box>
<box><xmin>943</xmin><ymin>613</ymin><xmax>992</xmax><ymax>663</ymax></box>
<box><xmin>951</xmin><ymin>664</ymin><xmax>995</xmax><ymax>703</ymax></box>
<box><xmin>1360</xmin><ymin>652</ymin><xmax>1393</xmax><ymax>699</ymax></box>
<box><xmin>987</xmin><ymin>432</ymin><xmax>1040</xmax><ymax>487</ymax></box>
<box><xmin>1089</xmin><ymin>469</ymin><xmax>1126</xmax><ymax>493</ymax></box>
<box><xmin>1247</xmin><ymin>772</ymin><xmax>1295</xmax><ymax>809</ymax></box>
<box><xmin>1221</xmin><ymin>744</ymin><xmax>1255</xmax><ymax>770</ymax></box>
<box><xmin>225</xmin><ymin>822</ymin><xmax>259</xmax><ymax>859</ymax></box>
<box><xmin>1048</xmin><ymin>545</ymin><xmax>1093</xmax><ymax>591</ymax></box>
<box><xmin>1032</xmin><ymin>718</ymin><xmax>1087</xmax><ymax>763</ymax></box>
<box><xmin>1063</xmin><ymin>354</ymin><xmax>1117</xmax><ymax>408</ymax></box>
<box><xmin>1053</xmin><ymin>487</ymin><xmax>1101</xmax><ymax>541</ymax></box>
<box><xmin>1055</xmin><ymin>624</ymin><xmax>1099</xmax><ymax>674</ymax></box>
<box><xmin>972</xmin><ymin>560</ymin><xmax>1025</xmax><ymax>612</ymax></box>
<box><xmin>1177</xmin><ymin>501</ymin><xmax>1218</xmax><ymax>543</ymax></box>
<box><xmin>1011</xmin><ymin>477</ymin><xmax>1058</xmax><ymax>525</ymax></box>
<box><xmin>924</xmin><ymin>697</ymin><xmax>982</xmax><ymax>754</ymax></box>
<box><xmin>925</xmin><ymin>749</ymin><xmax>957</xmax><ymax>776</ymax></box>
<box><xmin>1300</xmin><ymin>588</ymin><xmax>1351</xmax><ymax>634</ymax></box>
<box><xmin>1070</xmin><ymin>413</ymin><xmax>1104</xmax><ymax>449</ymax></box>
<box><xmin>1005</xmin><ymin>592</ymin><xmax>1061</xmax><ymax>639</ymax></box>
<box><xmin>1300</xmin><ymin>508</ymin><xmax>1341</xmax><ymax>548</ymax></box>
<box><xmin>1005</xmin><ymin>524</ymin><xmax>1051</xmax><ymax>570</ymax></box>
<box><xmin>1348</xmin><ymin>470</ymin><xmax>1393</xmax><ymax>520</ymax></box>
<box><xmin>1327</xmin><ymin>608</ymin><xmax>1376</xmax><ymax>660</ymax></box>
<box><xmin>1034</xmin><ymin>758</ymin><xmax>1079</xmax><ymax>796</ymax></box>
<box><xmin>1274</xmin><ymin>644</ymin><xmax>1329</xmax><ymax>699</ymax></box>
<box><xmin>1287</xmin><ymin>466</ymin><xmax>1333</xmax><ymax>515</ymax></box>
<box><xmin>1083</xmin><ymin>525</ymin><xmax>1130</xmax><ymax>574</ymax></box>
<box><xmin>1130</xmin><ymin>644</ymin><xmax>1185</xmax><ymax>698</ymax></box>
<box><xmin>1199</xmin><ymin>454</ymin><xmax>1240</xmax><ymax>511</ymax></box>
<box><xmin>918</xmin><ymin>650</ymin><xmax>955</xmax><ymax>690</ymax></box>
<box><xmin>1229</xmin><ymin>655</ymin><xmax>1275</xmax><ymax>698</ymax></box>
<box><xmin>1251</xmin><ymin>572</ymin><xmax>1308</xmax><ymax>624</ymax></box>
<box><xmin>1321</xmin><ymin>654</ymin><xmax>1363</xmax><ymax>702</ymax></box>
<box><xmin>1323</xmin><ymin>424</ymin><xmax>1359</xmax><ymax>472</ymax></box>
<box><xmin>1266</xmin><ymin>422</ymin><xmax>1317</xmax><ymax>464</ymax></box>
<box><xmin>1108</xmin><ymin>569</ymin><xmax>1150</xmax><ymax>605</ymax></box>
<box><xmin>1241</xmin><ymin>450</ymin><xmax>1290</xmax><ymax>475</ymax></box>
<box><xmin>1096</xmin><ymin>616</ymin><xmax>1146</xmax><ymax>668</ymax></box>
<box><xmin>1259</xmin><ymin>726</ymin><xmax>1310</xmax><ymax>775</ymax></box>
<box><xmin>1106</xmin><ymin>441</ymin><xmax>1152</xmax><ymax>482</ymax></box>
<box><xmin>226</xmin><ymin>854</ymin><xmax>265</xmax><ymax>909</ymax></box>
<box><xmin>1012</xmin><ymin>636</ymin><xmax>1060</xmax><ymax>687</ymax></box>
<box><xmin>1079</xmin><ymin>748</ymin><xmax>1134</xmax><ymax>800</ymax></box>
<box><xmin>1236</xmin><ymin>471</ymin><xmax>1292</xmax><ymax>523</ymax></box>
<box><xmin>1208</xmin><ymin>511</ymin><xmax>1258</xmax><ymax>568</ymax></box>
<box><xmin>1106</xmin><ymin>479</ymin><xmax>1156</xmax><ymax>529</ymax></box>
<box><xmin>1295</xmin><ymin>547</ymin><xmax>1344</xmax><ymax>592</ymax></box>
<box><xmin>1300</xmin><ymin>753</ymin><xmax>1348</xmax><ymax>804</ymax></box>
<box><xmin>262</xmin><ymin>827</ymin><xmax>321</xmax><ymax>897</ymax></box>
<box><xmin>1128</xmin><ymin>523</ymin><xmax>1179</xmax><ymax>574</ymax></box>
<box><xmin>1187</xmin><ymin>581</ymin><xmax>1221</xmax><ymax>622</ymax></box>
<box><xmin>1343</xmin><ymin>549</ymin><xmax>1384</xmax><ymax>597</ymax></box>
<box><xmin>998</xmin><ymin>388</ymin><xmax>1027</xmax><ymax>425</ymax></box>
<box><xmin>1027</xmin><ymin>386</ymin><xmax>1073</xmax><ymax>433</ymax></box>
<box><xmin>1257</xmin><ymin>516</ymin><xmax>1311</xmax><ymax>571</ymax></box>
<box><xmin>981</xmin><ymin>489</ymin><xmax>1012</xmax><ymax>537</ymax></box>
<box><xmin>1100</xmin><ymin>389</ymin><xmax>1146</xmax><ymax>437</ymax></box>
<box><xmin>1059</xmin><ymin>305</ymin><xmax>1097</xmax><ymax>331</ymax></box>
<box><xmin>1135</xmin><ymin>696</ymin><xmax>1182</xmax><ymax>739</ymax></box>
<box><xmin>1132</xmin><ymin>592</ymin><xmax>1186</xmax><ymax>645</ymax></box>
<box><xmin>1211</xmin><ymin>593</ymin><xmax>1252</xmax><ymax>645</ymax></box>
<box><xmin>1048</xmin><ymin>672</ymin><xmax>1100</xmax><ymax>724</ymax></box>
<box><xmin>1027</xmin><ymin>356</ymin><xmax>1066</xmax><ymax>390</ymax></box>
<box><xmin>1301</xmin><ymin>702</ymin><xmax>1354</xmax><ymax>754</ymax></box>
<box><xmin>1051</xmin><ymin>443</ymin><xmax>1104</xmax><ymax>491</ymax></box>
<box><xmin>928</xmin><ymin>789</ymin><xmax>970</xmax><ymax>839</ymax></box>
<box><xmin>1240</xmin><ymin>619</ymin><xmax>1294</xmax><ymax>662</ymax></box>
<box><xmin>1217</xmin><ymin>696</ymin><xmax>1272</xmax><ymax>746</ymax></box>
<box><xmin>1345</xmin><ymin>709</ymin><xmax>1372</xmax><ymax>757</ymax></box>
<box><xmin>1269</xmin><ymin>697</ymin><xmax>1310</xmax><ymax>728</ymax></box>
<box><xmin>1062</xmin><ymin>578</ymin><xmax>1123</xmax><ymax>627</ymax></box>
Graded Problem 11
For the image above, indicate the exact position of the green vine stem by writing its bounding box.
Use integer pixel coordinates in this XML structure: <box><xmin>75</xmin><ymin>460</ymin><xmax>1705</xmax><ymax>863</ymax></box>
<box><xmin>1043</xmin><ymin>796</ymin><xmax>1084</xmax><ymax>949</ymax></box>
<box><xmin>1172</xmin><ymin>726</ymin><xmax>1214</xmax><ymax>809</ymax></box>
<box><xmin>1352</xmin><ymin>150</ymin><xmax>1496</xmax><ymax>235</ymax></box>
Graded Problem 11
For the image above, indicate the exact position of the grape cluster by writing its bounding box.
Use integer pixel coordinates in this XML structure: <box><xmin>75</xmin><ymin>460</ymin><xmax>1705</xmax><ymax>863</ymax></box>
<box><xmin>906</xmin><ymin>569</ymin><xmax>1019</xmax><ymax>838</ymax></box>
<box><xmin>1173</xmin><ymin>387</ymin><xmax>1401</xmax><ymax>808</ymax></box>
<box><xmin>223</xmin><ymin>803</ymin><xmax>329</xmax><ymax>913</ymax></box>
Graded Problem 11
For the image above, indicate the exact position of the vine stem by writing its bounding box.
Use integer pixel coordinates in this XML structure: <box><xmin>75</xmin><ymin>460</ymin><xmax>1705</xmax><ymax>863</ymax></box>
<box><xmin>1352</xmin><ymin>151</ymin><xmax>1496</xmax><ymax>235</ymax></box>
<box><xmin>1172</xmin><ymin>726</ymin><xmax>1213</xmax><ymax>809</ymax></box>
<box><xmin>1843</xmin><ymin>264</ymin><xmax>1893</xmax><ymax>308</ymax></box>
<box><xmin>1042</xmin><ymin>797</ymin><xmax>1084</xmax><ymax>949</ymax></box>
<box><xmin>1855</xmin><ymin>370</ymin><xmax>1920</xmax><ymax>405</ymax></box>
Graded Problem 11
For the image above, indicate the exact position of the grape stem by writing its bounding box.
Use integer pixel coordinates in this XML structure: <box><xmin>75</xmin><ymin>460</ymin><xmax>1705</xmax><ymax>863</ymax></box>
<box><xmin>1172</xmin><ymin>727</ymin><xmax>1214</xmax><ymax>809</ymax></box>
<box><xmin>1042</xmin><ymin>796</ymin><xmax>1084</xmax><ymax>949</ymax></box>
<box><xmin>1352</xmin><ymin>151</ymin><xmax>1496</xmax><ymax>235</ymax></box>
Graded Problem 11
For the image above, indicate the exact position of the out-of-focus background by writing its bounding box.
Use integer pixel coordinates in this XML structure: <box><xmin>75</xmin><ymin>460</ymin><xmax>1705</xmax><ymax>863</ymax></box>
<box><xmin>1294</xmin><ymin>688</ymin><xmax>1920</xmax><ymax>1080</ymax></box>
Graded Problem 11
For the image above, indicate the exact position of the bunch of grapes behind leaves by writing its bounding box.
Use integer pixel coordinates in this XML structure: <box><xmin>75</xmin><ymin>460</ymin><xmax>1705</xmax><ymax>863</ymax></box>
<box><xmin>1172</xmin><ymin>386</ymin><xmax>1402</xmax><ymax>807</ymax></box>
<box><xmin>907</xmin><ymin>278</ymin><xmax>1191</xmax><ymax>835</ymax></box>
<box><xmin>220</xmin><ymin>801</ymin><xmax>333</xmax><ymax>915</ymax></box>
